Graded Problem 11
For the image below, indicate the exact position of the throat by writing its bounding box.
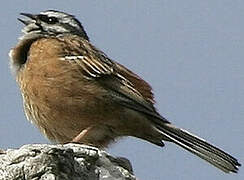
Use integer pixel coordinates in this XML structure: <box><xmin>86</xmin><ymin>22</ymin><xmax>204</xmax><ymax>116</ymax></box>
<box><xmin>9</xmin><ymin>33</ymin><xmax>43</xmax><ymax>74</ymax></box>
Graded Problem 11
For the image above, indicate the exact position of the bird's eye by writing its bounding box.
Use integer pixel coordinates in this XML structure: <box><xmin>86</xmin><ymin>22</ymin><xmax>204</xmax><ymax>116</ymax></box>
<box><xmin>38</xmin><ymin>15</ymin><xmax>58</xmax><ymax>24</ymax></box>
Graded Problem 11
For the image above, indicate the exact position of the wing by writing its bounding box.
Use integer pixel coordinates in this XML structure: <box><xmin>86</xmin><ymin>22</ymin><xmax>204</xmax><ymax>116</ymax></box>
<box><xmin>59</xmin><ymin>37</ymin><xmax>168</xmax><ymax>123</ymax></box>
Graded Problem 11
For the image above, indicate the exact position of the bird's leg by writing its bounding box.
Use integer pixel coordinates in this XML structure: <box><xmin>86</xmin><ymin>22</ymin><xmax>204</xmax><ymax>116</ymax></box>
<box><xmin>71</xmin><ymin>125</ymin><xmax>114</xmax><ymax>148</ymax></box>
<box><xmin>72</xmin><ymin>126</ymin><xmax>93</xmax><ymax>143</ymax></box>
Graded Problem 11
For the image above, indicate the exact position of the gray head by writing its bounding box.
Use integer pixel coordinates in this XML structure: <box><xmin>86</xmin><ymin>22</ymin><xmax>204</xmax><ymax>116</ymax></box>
<box><xmin>19</xmin><ymin>10</ymin><xmax>89</xmax><ymax>40</ymax></box>
<box><xmin>9</xmin><ymin>10</ymin><xmax>89</xmax><ymax>74</ymax></box>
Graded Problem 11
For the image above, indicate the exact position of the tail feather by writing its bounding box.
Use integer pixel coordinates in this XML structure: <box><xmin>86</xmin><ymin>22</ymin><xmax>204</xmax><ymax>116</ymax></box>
<box><xmin>155</xmin><ymin>123</ymin><xmax>241</xmax><ymax>173</ymax></box>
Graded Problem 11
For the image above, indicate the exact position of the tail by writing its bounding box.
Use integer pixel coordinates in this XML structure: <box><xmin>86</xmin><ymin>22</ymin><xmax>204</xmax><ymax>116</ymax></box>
<box><xmin>155</xmin><ymin>123</ymin><xmax>241</xmax><ymax>173</ymax></box>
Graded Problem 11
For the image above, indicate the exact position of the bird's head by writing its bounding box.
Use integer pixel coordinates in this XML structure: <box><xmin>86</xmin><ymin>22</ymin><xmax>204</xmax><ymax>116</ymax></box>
<box><xmin>18</xmin><ymin>10</ymin><xmax>89</xmax><ymax>40</ymax></box>
<box><xmin>10</xmin><ymin>10</ymin><xmax>89</xmax><ymax>74</ymax></box>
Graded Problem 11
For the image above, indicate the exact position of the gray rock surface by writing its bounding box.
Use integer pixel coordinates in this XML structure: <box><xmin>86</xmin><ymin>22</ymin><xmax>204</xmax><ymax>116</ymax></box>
<box><xmin>0</xmin><ymin>144</ymin><xmax>136</xmax><ymax>180</ymax></box>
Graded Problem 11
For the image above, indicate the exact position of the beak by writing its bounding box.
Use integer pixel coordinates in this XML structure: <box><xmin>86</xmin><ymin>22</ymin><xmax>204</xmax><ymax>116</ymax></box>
<box><xmin>18</xmin><ymin>13</ymin><xmax>37</xmax><ymax>25</ymax></box>
<box><xmin>20</xmin><ymin>13</ymin><xmax>36</xmax><ymax>19</ymax></box>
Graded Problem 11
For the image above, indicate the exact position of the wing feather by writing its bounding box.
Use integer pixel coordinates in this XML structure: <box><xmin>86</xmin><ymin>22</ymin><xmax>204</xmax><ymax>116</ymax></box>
<box><xmin>60</xmin><ymin>53</ymin><xmax>168</xmax><ymax>123</ymax></box>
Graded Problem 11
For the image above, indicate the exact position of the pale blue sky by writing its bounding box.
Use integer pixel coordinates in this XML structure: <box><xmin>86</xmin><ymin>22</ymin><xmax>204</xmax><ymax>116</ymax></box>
<box><xmin>0</xmin><ymin>1</ymin><xmax>243</xmax><ymax>179</ymax></box>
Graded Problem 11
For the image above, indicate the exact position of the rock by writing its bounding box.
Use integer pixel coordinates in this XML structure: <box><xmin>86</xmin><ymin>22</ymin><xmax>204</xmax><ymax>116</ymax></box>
<box><xmin>0</xmin><ymin>143</ymin><xmax>136</xmax><ymax>180</ymax></box>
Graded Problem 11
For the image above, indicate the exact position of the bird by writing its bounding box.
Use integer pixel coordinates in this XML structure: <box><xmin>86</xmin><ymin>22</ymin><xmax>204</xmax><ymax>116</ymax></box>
<box><xmin>9</xmin><ymin>10</ymin><xmax>240</xmax><ymax>173</ymax></box>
